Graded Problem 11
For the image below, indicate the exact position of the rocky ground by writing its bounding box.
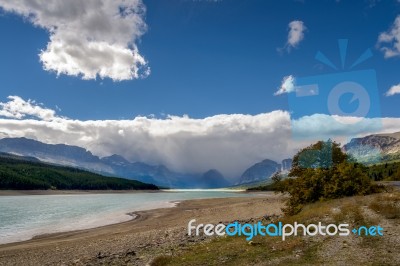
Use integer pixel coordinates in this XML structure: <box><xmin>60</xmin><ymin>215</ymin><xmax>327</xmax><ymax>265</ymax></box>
<box><xmin>2</xmin><ymin>189</ymin><xmax>398</xmax><ymax>266</ymax></box>
<box><xmin>0</xmin><ymin>193</ymin><xmax>284</xmax><ymax>266</ymax></box>
<box><xmin>155</xmin><ymin>188</ymin><xmax>400</xmax><ymax>265</ymax></box>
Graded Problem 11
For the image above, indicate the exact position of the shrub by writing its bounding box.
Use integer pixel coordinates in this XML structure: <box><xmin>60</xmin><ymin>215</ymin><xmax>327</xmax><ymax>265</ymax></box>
<box><xmin>276</xmin><ymin>140</ymin><xmax>380</xmax><ymax>215</ymax></box>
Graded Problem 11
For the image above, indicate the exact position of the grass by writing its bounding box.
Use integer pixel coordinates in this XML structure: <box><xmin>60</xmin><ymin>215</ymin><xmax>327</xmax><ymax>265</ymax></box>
<box><xmin>151</xmin><ymin>191</ymin><xmax>399</xmax><ymax>265</ymax></box>
<box><xmin>369</xmin><ymin>193</ymin><xmax>400</xmax><ymax>219</ymax></box>
<box><xmin>151</xmin><ymin>235</ymin><xmax>320</xmax><ymax>266</ymax></box>
<box><xmin>151</xmin><ymin>255</ymin><xmax>173</xmax><ymax>266</ymax></box>
<box><xmin>331</xmin><ymin>199</ymin><xmax>372</xmax><ymax>226</ymax></box>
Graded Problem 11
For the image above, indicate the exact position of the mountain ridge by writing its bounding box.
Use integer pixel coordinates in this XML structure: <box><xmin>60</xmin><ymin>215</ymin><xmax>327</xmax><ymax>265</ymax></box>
<box><xmin>343</xmin><ymin>131</ymin><xmax>400</xmax><ymax>163</ymax></box>
<box><xmin>0</xmin><ymin>137</ymin><xmax>231</xmax><ymax>188</ymax></box>
<box><xmin>238</xmin><ymin>158</ymin><xmax>292</xmax><ymax>185</ymax></box>
<box><xmin>0</xmin><ymin>152</ymin><xmax>158</xmax><ymax>190</ymax></box>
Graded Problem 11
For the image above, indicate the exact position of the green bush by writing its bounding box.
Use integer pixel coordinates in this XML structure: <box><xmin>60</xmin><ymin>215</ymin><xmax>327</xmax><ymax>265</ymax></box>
<box><xmin>367</xmin><ymin>161</ymin><xmax>400</xmax><ymax>181</ymax></box>
<box><xmin>276</xmin><ymin>140</ymin><xmax>380</xmax><ymax>215</ymax></box>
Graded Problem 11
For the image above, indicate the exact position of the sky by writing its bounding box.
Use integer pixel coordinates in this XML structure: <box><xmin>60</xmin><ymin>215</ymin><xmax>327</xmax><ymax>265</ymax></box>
<box><xmin>0</xmin><ymin>0</ymin><xmax>400</xmax><ymax>178</ymax></box>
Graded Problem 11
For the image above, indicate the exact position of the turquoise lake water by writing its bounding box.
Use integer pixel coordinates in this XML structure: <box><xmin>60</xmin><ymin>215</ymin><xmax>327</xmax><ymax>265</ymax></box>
<box><xmin>0</xmin><ymin>190</ymin><xmax>254</xmax><ymax>244</ymax></box>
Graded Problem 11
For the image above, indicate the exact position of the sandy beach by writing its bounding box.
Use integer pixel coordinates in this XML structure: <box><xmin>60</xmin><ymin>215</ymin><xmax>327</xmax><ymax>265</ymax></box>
<box><xmin>0</xmin><ymin>192</ymin><xmax>284</xmax><ymax>266</ymax></box>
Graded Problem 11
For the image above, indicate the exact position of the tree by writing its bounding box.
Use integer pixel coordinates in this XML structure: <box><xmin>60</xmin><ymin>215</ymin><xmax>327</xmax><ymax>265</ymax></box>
<box><xmin>290</xmin><ymin>140</ymin><xmax>348</xmax><ymax>178</ymax></box>
<box><xmin>277</xmin><ymin>140</ymin><xmax>379</xmax><ymax>215</ymax></box>
<box><xmin>271</xmin><ymin>171</ymin><xmax>282</xmax><ymax>183</ymax></box>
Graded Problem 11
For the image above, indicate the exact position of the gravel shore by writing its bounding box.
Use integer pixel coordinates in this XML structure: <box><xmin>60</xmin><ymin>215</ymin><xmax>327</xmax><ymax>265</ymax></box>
<box><xmin>0</xmin><ymin>192</ymin><xmax>284</xmax><ymax>265</ymax></box>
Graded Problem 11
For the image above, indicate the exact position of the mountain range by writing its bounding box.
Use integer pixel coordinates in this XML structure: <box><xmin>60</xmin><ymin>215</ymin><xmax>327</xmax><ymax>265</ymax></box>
<box><xmin>4</xmin><ymin>132</ymin><xmax>400</xmax><ymax>188</ymax></box>
<box><xmin>0</xmin><ymin>137</ymin><xmax>290</xmax><ymax>188</ymax></box>
<box><xmin>0</xmin><ymin>152</ymin><xmax>158</xmax><ymax>190</ymax></box>
<box><xmin>238</xmin><ymin>158</ymin><xmax>292</xmax><ymax>185</ymax></box>
<box><xmin>343</xmin><ymin>131</ymin><xmax>400</xmax><ymax>163</ymax></box>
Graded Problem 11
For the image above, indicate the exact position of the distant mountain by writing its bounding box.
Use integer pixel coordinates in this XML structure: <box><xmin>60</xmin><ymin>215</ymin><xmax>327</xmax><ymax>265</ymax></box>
<box><xmin>239</xmin><ymin>159</ymin><xmax>281</xmax><ymax>184</ymax></box>
<box><xmin>0</xmin><ymin>137</ymin><xmax>232</xmax><ymax>188</ymax></box>
<box><xmin>0</xmin><ymin>153</ymin><xmax>158</xmax><ymax>190</ymax></box>
<box><xmin>281</xmin><ymin>158</ymin><xmax>293</xmax><ymax>172</ymax></box>
<box><xmin>343</xmin><ymin>131</ymin><xmax>400</xmax><ymax>163</ymax></box>
<box><xmin>196</xmin><ymin>169</ymin><xmax>230</xmax><ymax>188</ymax></box>
<box><xmin>0</xmin><ymin>152</ymin><xmax>41</xmax><ymax>163</ymax></box>
<box><xmin>104</xmin><ymin>160</ymin><xmax>185</xmax><ymax>188</ymax></box>
<box><xmin>0</xmin><ymin>137</ymin><xmax>113</xmax><ymax>173</ymax></box>
<box><xmin>101</xmin><ymin>154</ymin><xmax>131</xmax><ymax>166</ymax></box>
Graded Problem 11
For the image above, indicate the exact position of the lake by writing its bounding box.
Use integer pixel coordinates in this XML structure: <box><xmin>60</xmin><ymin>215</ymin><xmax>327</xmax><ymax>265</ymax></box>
<box><xmin>0</xmin><ymin>190</ymin><xmax>253</xmax><ymax>244</ymax></box>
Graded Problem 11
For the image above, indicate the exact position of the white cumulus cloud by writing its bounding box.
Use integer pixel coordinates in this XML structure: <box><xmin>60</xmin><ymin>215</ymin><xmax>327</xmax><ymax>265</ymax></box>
<box><xmin>377</xmin><ymin>15</ymin><xmax>400</xmax><ymax>58</ymax></box>
<box><xmin>280</xmin><ymin>20</ymin><xmax>306</xmax><ymax>52</ymax></box>
<box><xmin>0</xmin><ymin>0</ymin><xmax>150</xmax><ymax>81</ymax></box>
<box><xmin>0</xmin><ymin>96</ymin><xmax>57</xmax><ymax>121</ymax></box>
<box><xmin>385</xmin><ymin>84</ymin><xmax>400</xmax><ymax>96</ymax></box>
<box><xmin>274</xmin><ymin>75</ymin><xmax>296</xmax><ymax>95</ymax></box>
<box><xmin>1</xmin><ymin>96</ymin><xmax>400</xmax><ymax>178</ymax></box>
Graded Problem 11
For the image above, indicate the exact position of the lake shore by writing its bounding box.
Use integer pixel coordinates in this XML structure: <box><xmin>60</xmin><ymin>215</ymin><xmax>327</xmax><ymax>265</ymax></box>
<box><xmin>0</xmin><ymin>192</ymin><xmax>284</xmax><ymax>265</ymax></box>
<box><xmin>0</xmin><ymin>189</ymin><xmax>164</xmax><ymax>196</ymax></box>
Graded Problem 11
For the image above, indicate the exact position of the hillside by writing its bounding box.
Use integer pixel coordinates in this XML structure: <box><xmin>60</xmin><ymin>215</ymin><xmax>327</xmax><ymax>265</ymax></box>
<box><xmin>238</xmin><ymin>159</ymin><xmax>281</xmax><ymax>184</ymax></box>
<box><xmin>0</xmin><ymin>153</ymin><xmax>158</xmax><ymax>190</ymax></box>
<box><xmin>197</xmin><ymin>169</ymin><xmax>230</xmax><ymax>188</ymax></box>
<box><xmin>0</xmin><ymin>137</ymin><xmax>230</xmax><ymax>188</ymax></box>
<box><xmin>343</xmin><ymin>131</ymin><xmax>400</xmax><ymax>163</ymax></box>
<box><xmin>367</xmin><ymin>161</ymin><xmax>400</xmax><ymax>181</ymax></box>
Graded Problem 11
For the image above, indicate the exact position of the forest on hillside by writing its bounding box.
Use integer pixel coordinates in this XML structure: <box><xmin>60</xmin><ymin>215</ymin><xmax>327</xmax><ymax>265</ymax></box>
<box><xmin>0</xmin><ymin>155</ymin><xmax>158</xmax><ymax>190</ymax></box>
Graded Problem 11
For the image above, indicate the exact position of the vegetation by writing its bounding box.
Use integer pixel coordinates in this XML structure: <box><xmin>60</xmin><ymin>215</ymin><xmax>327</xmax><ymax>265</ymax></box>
<box><xmin>249</xmin><ymin>157</ymin><xmax>400</xmax><ymax>192</ymax></box>
<box><xmin>246</xmin><ymin>172</ymin><xmax>283</xmax><ymax>191</ymax></box>
<box><xmin>275</xmin><ymin>140</ymin><xmax>382</xmax><ymax>215</ymax></box>
<box><xmin>246</xmin><ymin>183</ymin><xmax>276</xmax><ymax>191</ymax></box>
<box><xmin>369</xmin><ymin>193</ymin><xmax>400</xmax><ymax>219</ymax></box>
<box><xmin>367</xmin><ymin>161</ymin><xmax>400</xmax><ymax>181</ymax></box>
<box><xmin>151</xmin><ymin>191</ymin><xmax>400</xmax><ymax>265</ymax></box>
<box><xmin>152</xmin><ymin>140</ymin><xmax>399</xmax><ymax>265</ymax></box>
<box><xmin>382</xmin><ymin>153</ymin><xmax>400</xmax><ymax>163</ymax></box>
<box><xmin>0</xmin><ymin>154</ymin><xmax>158</xmax><ymax>190</ymax></box>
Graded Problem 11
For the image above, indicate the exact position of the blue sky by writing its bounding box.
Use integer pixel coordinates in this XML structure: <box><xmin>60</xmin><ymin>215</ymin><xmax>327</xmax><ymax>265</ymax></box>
<box><xmin>0</xmin><ymin>0</ymin><xmax>399</xmax><ymax>120</ymax></box>
<box><xmin>1</xmin><ymin>0</ymin><xmax>400</xmax><ymax>177</ymax></box>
